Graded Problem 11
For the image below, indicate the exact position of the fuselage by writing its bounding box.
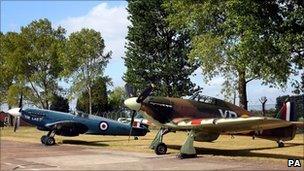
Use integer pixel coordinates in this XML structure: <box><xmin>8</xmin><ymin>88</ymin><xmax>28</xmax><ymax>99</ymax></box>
<box><xmin>137</xmin><ymin>96</ymin><xmax>251</xmax><ymax>126</ymax></box>
<box><xmin>20</xmin><ymin>108</ymin><xmax>147</xmax><ymax>136</ymax></box>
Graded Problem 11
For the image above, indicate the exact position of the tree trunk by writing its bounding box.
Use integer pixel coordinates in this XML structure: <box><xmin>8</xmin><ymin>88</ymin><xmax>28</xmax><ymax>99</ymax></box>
<box><xmin>238</xmin><ymin>70</ymin><xmax>248</xmax><ymax>110</ymax></box>
<box><xmin>88</xmin><ymin>87</ymin><xmax>92</xmax><ymax>115</ymax></box>
<box><xmin>262</xmin><ymin>103</ymin><xmax>266</xmax><ymax>116</ymax></box>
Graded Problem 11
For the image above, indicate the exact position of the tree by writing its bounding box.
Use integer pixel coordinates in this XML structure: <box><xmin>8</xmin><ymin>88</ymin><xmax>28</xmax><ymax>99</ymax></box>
<box><xmin>2</xmin><ymin>19</ymin><xmax>66</xmax><ymax>109</ymax></box>
<box><xmin>62</xmin><ymin>29</ymin><xmax>111</xmax><ymax>115</ymax></box>
<box><xmin>292</xmin><ymin>72</ymin><xmax>304</xmax><ymax>94</ymax></box>
<box><xmin>123</xmin><ymin>0</ymin><xmax>199</xmax><ymax>97</ymax></box>
<box><xmin>50</xmin><ymin>94</ymin><xmax>69</xmax><ymax>112</ymax></box>
<box><xmin>165</xmin><ymin>0</ymin><xmax>304</xmax><ymax>109</ymax></box>
<box><xmin>0</xmin><ymin>32</ymin><xmax>12</xmax><ymax>105</ymax></box>
<box><xmin>76</xmin><ymin>77</ymin><xmax>109</xmax><ymax>115</ymax></box>
<box><xmin>108</xmin><ymin>87</ymin><xmax>127</xmax><ymax>110</ymax></box>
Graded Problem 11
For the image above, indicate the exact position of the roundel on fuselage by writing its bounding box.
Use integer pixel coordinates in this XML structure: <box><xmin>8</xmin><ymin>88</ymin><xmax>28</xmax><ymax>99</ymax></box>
<box><xmin>99</xmin><ymin>121</ymin><xmax>108</xmax><ymax>131</ymax></box>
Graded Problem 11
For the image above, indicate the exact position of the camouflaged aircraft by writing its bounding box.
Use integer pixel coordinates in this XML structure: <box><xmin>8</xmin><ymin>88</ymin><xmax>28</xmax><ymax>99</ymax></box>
<box><xmin>6</xmin><ymin>101</ymin><xmax>149</xmax><ymax>146</ymax></box>
<box><xmin>124</xmin><ymin>85</ymin><xmax>303</xmax><ymax>159</ymax></box>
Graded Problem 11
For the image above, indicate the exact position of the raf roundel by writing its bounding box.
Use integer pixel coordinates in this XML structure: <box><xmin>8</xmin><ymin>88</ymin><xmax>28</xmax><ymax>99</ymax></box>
<box><xmin>99</xmin><ymin>121</ymin><xmax>108</xmax><ymax>131</ymax></box>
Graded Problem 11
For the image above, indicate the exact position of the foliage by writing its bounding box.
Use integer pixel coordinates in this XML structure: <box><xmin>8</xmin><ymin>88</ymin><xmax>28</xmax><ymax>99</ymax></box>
<box><xmin>124</xmin><ymin>0</ymin><xmax>199</xmax><ymax>97</ymax></box>
<box><xmin>108</xmin><ymin>87</ymin><xmax>127</xmax><ymax>110</ymax></box>
<box><xmin>62</xmin><ymin>28</ymin><xmax>111</xmax><ymax>114</ymax></box>
<box><xmin>76</xmin><ymin>77</ymin><xmax>109</xmax><ymax>115</ymax></box>
<box><xmin>1</xmin><ymin>19</ymin><xmax>66</xmax><ymax>109</ymax></box>
<box><xmin>0</xmin><ymin>32</ymin><xmax>13</xmax><ymax>104</ymax></box>
<box><xmin>165</xmin><ymin>0</ymin><xmax>304</xmax><ymax>109</ymax></box>
<box><xmin>50</xmin><ymin>94</ymin><xmax>69</xmax><ymax>113</ymax></box>
<box><xmin>292</xmin><ymin>72</ymin><xmax>304</xmax><ymax>94</ymax></box>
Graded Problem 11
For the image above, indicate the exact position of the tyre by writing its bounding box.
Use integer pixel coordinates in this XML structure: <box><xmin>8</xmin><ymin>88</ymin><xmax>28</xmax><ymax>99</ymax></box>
<box><xmin>154</xmin><ymin>143</ymin><xmax>167</xmax><ymax>155</ymax></box>
<box><xmin>278</xmin><ymin>141</ymin><xmax>284</xmax><ymax>148</ymax></box>
<box><xmin>41</xmin><ymin>135</ymin><xmax>48</xmax><ymax>144</ymax></box>
<box><xmin>45</xmin><ymin>137</ymin><xmax>55</xmax><ymax>146</ymax></box>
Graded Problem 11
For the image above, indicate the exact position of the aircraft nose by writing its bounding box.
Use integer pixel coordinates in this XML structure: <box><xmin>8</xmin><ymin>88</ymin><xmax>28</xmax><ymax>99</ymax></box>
<box><xmin>124</xmin><ymin>97</ymin><xmax>141</xmax><ymax>111</ymax></box>
<box><xmin>7</xmin><ymin>108</ymin><xmax>21</xmax><ymax>117</ymax></box>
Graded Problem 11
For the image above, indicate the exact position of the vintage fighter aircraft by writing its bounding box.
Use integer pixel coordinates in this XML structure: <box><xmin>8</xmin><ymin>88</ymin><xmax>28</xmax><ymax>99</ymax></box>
<box><xmin>7</xmin><ymin>106</ymin><xmax>149</xmax><ymax>146</ymax></box>
<box><xmin>124</xmin><ymin>85</ymin><xmax>303</xmax><ymax>158</ymax></box>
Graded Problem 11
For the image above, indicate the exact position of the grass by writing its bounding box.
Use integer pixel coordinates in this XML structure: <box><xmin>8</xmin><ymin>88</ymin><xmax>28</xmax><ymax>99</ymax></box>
<box><xmin>1</xmin><ymin>126</ymin><xmax>303</xmax><ymax>163</ymax></box>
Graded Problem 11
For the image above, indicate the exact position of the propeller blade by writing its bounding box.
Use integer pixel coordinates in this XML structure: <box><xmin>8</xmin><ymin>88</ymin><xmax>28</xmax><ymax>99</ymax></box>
<box><xmin>136</xmin><ymin>84</ymin><xmax>155</xmax><ymax>103</ymax></box>
<box><xmin>128</xmin><ymin>110</ymin><xmax>136</xmax><ymax>141</ymax></box>
<box><xmin>13</xmin><ymin>117</ymin><xmax>20</xmax><ymax>132</ymax></box>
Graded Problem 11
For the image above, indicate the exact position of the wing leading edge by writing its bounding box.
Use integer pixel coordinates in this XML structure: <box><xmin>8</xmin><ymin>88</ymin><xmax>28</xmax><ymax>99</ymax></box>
<box><xmin>168</xmin><ymin>117</ymin><xmax>293</xmax><ymax>133</ymax></box>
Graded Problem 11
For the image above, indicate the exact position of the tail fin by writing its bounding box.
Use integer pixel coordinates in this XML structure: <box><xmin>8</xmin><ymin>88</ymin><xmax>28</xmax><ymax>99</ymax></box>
<box><xmin>276</xmin><ymin>99</ymin><xmax>297</xmax><ymax>121</ymax></box>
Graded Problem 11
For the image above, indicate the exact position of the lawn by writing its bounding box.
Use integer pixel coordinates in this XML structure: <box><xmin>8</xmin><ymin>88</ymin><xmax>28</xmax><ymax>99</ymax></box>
<box><xmin>1</xmin><ymin>126</ymin><xmax>303</xmax><ymax>162</ymax></box>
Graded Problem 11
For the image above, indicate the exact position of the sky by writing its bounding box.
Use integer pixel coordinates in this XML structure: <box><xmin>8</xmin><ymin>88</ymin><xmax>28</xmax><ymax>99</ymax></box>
<box><xmin>1</xmin><ymin>0</ymin><xmax>301</xmax><ymax>110</ymax></box>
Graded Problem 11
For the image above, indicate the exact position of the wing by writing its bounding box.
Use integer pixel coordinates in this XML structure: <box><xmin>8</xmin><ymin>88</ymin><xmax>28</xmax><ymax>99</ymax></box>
<box><xmin>45</xmin><ymin>120</ymin><xmax>89</xmax><ymax>136</ymax></box>
<box><xmin>169</xmin><ymin>117</ymin><xmax>292</xmax><ymax>133</ymax></box>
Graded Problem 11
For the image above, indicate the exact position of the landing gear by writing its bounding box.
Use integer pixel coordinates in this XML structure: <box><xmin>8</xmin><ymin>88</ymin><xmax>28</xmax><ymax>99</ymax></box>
<box><xmin>41</xmin><ymin>135</ymin><xmax>48</xmax><ymax>144</ymax></box>
<box><xmin>177</xmin><ymin>153</ymin><xmax>197</xmax><ymax>159</ymax></box>
<box><xmin>150</xmin><ymin>128</ymin><xmax>170</xmax><ymax>155</ymax></box>
<box><xmin>277</xmin><ymin>140</ymin><xmax>284</xmax><ymax>148</ymax></box>
<box><xmin>150</xmin><ymin>128</ymin><xmax>197</xmax><ymax>159</ymax></box>
<box><xmin>134</xmin><ymin>136</ymin><xmax>139</xmax><ymax>140</ymax></box>
<box><xmin>178</xmin><ymin>130</ymin><xmax>197</xmax><ymax>159</ymax></box>
<box><xmin>41</xmin><ymin>130</ymin><xmax>56</xmax><ymax>146</ymax></box>
<box><xmin>154</xmin><ymin>143</ymin><xmax>167</xmax><ymax>155</ymax></box>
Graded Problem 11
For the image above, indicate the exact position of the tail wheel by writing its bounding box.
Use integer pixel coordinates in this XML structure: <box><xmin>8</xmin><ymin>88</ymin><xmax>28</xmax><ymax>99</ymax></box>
<box><xmin>278</xmin><ymin>141</ymin><xmax>284</xmax><ymax>148</ymax></box>
<box><xmin>154</xmin><ymin>143</ymin><xmax>167</xmax><ymax>155</ymax></box>
<box><xmin>45</xmin><ymin>137</ymin><xmax>56</xmax><ymax>146</ymax></box>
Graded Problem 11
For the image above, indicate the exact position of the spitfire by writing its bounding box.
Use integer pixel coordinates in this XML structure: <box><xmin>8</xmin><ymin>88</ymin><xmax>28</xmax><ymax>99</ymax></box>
<box><xmin>6</xmin><ymin>108</ymin><xmax>149</xmax><ymax>146</ymax></box>
<box><xmin>124</xmin><ymin>85</ymin><xmax>302</xmax><ymax>159</ymax></box>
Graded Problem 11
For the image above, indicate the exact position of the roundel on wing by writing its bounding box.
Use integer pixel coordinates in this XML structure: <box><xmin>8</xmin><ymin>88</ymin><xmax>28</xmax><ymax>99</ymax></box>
<box><xmin>99</xmin><ymin>121</ymin><xmax>108</xmax><ymax>131</ymax></box>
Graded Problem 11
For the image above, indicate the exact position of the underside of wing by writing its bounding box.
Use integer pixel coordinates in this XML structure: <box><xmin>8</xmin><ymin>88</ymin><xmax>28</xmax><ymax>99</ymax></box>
<box><xmin>168</xmin><ymin>117</ymin><xmax>292</xmax><ymax>133</ymax></box>
<box><xmin>45</xmin><ymin>121</ymin><xmax>89</xmax><ymax>136</ymax></box>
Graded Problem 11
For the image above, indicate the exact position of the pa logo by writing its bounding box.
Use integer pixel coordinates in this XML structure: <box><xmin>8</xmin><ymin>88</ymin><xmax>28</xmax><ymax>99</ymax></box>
<box><xmin>288</xmin><ymin>159</ymin><xmax>301</xmax><ymax>167</ymax></box>
<box><xmin>99</xmin><ymin>121</ymin><xmax>108</xmax><ymax>131</ymax></box>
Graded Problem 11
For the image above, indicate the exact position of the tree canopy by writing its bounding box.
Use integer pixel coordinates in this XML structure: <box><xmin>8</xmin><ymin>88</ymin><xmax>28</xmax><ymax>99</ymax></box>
<box><xmin>108</xmin><ymin>86</ymin><xmax>127</xmax><ymax>110</ymax></box>
<box><xmin>50</xmin><ymin>94</ymin><xmax>69</xmax><ymax>113</ymax></box>
<box><xmin>124</xmin><ymin>0</ymin><xmax>199</xmax><ymax>97</ymax></box>
<box><xmin>165</xmin><ymin>0</ymin><xmax>304</xmax><ymax>109</ymax></box>
<box><xmin>62</xmin><ymin>28</ymin><xmax>111</xmax><ymax>114</ymax></box>
<box><xmin>76</xmin><ymin>77</ymin><xmax>110</xmax><ymax>115</ymax></box>
<box><xmin>1</xmin><ymin>19</ymin><xmax>66</xmax><ymax>108</ymax></box>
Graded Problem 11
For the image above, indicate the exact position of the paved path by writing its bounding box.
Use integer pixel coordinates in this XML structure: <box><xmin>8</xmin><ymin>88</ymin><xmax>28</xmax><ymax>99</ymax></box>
<box><xmin>1</xmin><ymin>140</ymin><xmax>302</xmax><ymax>170</ymax></box>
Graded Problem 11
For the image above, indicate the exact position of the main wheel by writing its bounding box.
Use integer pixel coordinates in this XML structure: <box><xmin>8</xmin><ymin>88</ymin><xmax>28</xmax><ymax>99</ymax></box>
<box><xmin>41</xmin><ymin>135</ymin><xmax>48</xmax><ymax>144</ymax></box>
<box><xmin>45</xmin><ymin>137</ymin><xmax>55</xmax><ymax>146</ymax></box>
<box><xmin>154</xmin><ymin>143</ymin><xmax>167</xmax><ymax>155</ymax></box>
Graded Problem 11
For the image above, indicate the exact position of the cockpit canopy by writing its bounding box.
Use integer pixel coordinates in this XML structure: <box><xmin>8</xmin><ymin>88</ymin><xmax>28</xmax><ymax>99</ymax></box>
<box><xmin>192</xmin><ymin>94</ymin><xmax>217</xmax><ymax>104</ymax></box>
<box><xmin>188</xmin><ymin>92</ymin><xmax>226</xmax><ymax>107</ymax></box>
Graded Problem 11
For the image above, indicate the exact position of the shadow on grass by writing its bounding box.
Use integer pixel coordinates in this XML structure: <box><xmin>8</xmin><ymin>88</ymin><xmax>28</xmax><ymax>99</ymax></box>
<box><xmin>60</xmin><ymin>136</ymin><xmax>153</xmax><ymax>147</ymax></box>
<box><xmin>167</xmin><ymin>142</ymin><xmax>304</xmax><ymax>160</ymax></box>
<box><xmin>61</xmin><ymin>140</ymin><xmax>109</xmax><ymax>147</ymax></box>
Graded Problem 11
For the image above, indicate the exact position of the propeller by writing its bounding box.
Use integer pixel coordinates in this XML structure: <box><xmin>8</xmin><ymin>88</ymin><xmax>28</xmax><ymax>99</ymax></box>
<box><xmin>136</xmin><ymin>84</ymin><xmax>155</xmax><ymax>103</ymax></box>
<box><xmin>13</xmin><ymin>116</ymin><xmax>20</xmax><ymax>132</ymax></box>
<box><xmin>7</xmin><ymin>93</ymin><xmax>23</xmax><ymax>132</ymax></box>
<box><xmin>128</xmin><ymin>110</ymin><xmax>136</xmax><ymax>141</ymax></box>
<box><xmin>125</xmin><ymin>84</ymin><xmax>155</xmax><ymax>140</ymax></box>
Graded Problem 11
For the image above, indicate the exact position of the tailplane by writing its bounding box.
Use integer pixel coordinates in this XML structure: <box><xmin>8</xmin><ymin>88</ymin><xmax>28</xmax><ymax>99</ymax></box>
<box><xmin>276</xmin><ymin>99</ymin><xmax>297</xmax><ymax>121</ymax></box>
